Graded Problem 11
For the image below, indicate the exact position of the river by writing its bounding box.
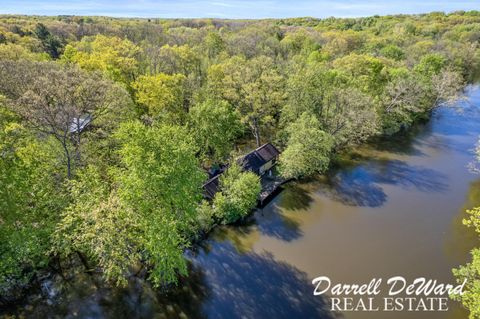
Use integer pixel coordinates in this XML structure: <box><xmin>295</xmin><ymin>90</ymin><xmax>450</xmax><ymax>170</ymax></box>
<box><xmin>3</xmin><ymin>86</ymin><xmax>480</xmax><ymax>319</ymax></box>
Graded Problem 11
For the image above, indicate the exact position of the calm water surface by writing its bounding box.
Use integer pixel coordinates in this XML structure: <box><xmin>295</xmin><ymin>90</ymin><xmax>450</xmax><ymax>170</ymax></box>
<box><xmin>4</xmin><ymin>86</ymin><xmax>480</xmax><ymax>319</ymax></box>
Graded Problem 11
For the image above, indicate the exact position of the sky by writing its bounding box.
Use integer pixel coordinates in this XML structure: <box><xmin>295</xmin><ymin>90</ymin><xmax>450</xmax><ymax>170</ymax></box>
<box><xmin>1</xmin><ymin>0</ymin><xmax>480</xmax><ymax>19</ymax></box>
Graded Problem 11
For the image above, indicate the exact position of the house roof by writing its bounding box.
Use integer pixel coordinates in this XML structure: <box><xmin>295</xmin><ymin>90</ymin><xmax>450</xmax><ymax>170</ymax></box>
<box><xmin>202</xmin><ymin>174</ymin><xmax>220</xmax><ymax>200</ymax></box>
<box><xmin>202</xmin><ymin>143</ymin><xmax>280</xmax><ymax>200</ymax></box>
<box><xmin>256</xmin><ymin>143</ymin><xmax>280</xmax><ymax>163</ymax></box>
<box><xmin>238</xmin><ymin>143</ymin><xmax>280</xmax><ymax>174</ymax></box>
<box><xmin>69</xmin><ymin>114</ymin><xmax>92</xmax><ymax>134</ymax></box>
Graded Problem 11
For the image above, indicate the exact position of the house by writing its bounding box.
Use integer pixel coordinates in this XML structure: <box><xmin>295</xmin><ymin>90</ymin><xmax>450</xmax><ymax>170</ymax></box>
<box><xmin>237</xmin><ymin>143</ymin><xmax>280</xmax><ymax>176</ymax></box>
<box><xmin>69</xmin><ymin>115</ymin><xmax>92</xmax><ymax>134</ymax></box>
<box><xmin>202</xmin><ymin>143</ymin><xmax>281</xmax><ymax>201</ymax></box>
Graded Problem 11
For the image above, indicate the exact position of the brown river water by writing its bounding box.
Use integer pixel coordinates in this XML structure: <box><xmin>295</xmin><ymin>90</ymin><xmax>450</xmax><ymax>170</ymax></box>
<box><xmin>2</xmin><ymin>86</ymin><xmax>480</xmax><ymax>319</ymax></box>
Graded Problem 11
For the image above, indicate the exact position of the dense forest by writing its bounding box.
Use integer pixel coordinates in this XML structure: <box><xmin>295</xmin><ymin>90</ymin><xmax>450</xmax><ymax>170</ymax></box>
<box><xmin>1</xmin><ymin>11</ymin><xmax>480</xmax><ymax>313</ymax></box>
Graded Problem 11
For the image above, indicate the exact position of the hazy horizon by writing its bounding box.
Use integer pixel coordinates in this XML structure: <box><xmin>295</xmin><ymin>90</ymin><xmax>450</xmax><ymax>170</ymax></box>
<box><xmin>1</xmin><ymin>0</ymin><xmax>480</xmax><ymax>19</ymax></box>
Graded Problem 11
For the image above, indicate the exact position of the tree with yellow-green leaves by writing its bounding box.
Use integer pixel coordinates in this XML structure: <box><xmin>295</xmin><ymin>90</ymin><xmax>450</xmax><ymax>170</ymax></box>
<box><xmin>132</xmin><ymin>73</ymin><xmax>187</xmax><ymax>123</ymax></box>
<box><xmin>0</xmin><ymin>96</ymin><xmax>68</xmax><ymax>296</ymax></box>
<box><xmin>212</xmin><ymin>162</ymin><xmax>261</xmax><ymax>224</ymax></box>
<box><xmin>207</xmin><ymin>55</ymin><xmax>285</xmax><ymax>147</ymax></box>
<box><xmin>189</xmin><ymin>98</ymin><xmax>242</xmax><ymax>163</ymax></box>
<box><xmin>280</xmin><ymin>112</ymin><xmax>334</xmax><ymax>179</ymax></box>
<box><xmin>62</xmin><ymin>35</ymin><xmax>142</xmax><ymax>86</ymax></box>
<box><xmin>53</xmin><ymin>122</ymin><xmax>206</xmax><ymax>286</ymax></box>
<box><xmin>0</xmin><ymin>43</ymin><xmax>50</xmax><ymax>61</ymax></box>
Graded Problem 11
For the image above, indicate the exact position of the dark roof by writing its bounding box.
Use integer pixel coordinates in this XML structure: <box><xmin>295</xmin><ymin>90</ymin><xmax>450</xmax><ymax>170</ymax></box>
<box><xmin>238</xmin><ymin>143</ymin><xmax>280</xmax><ymax>174</ymax></box>
<box><xmin>202</xmin><ymin>143</ymin><xmax>280</xmax><ymax>200</ymax></box>
<box><xmin>256</xmin><ymin>143</ymin><xmax>280</xmax><ymax>163</ymax></box>
<box><xmin>238</xmin><ymin>151</ymin><xmax>264</xmax><ymax>173</ymax></box>
<box><xmin>202</xmin><ymin>174</ymin><xmax>220</xmax><ymax>200</ymax></box>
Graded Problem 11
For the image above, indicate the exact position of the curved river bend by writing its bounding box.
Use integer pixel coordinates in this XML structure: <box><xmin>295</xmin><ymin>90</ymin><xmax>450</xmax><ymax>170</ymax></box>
<box><xmin>4</xmin><ymin>86</ymin><xmax>480</xmax><ymax>319</ymax></box>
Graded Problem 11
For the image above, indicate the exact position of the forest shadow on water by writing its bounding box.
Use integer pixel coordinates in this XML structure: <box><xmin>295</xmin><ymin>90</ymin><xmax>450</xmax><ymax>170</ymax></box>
<box><xmin>317</xmin><ymin>157</ymin><xmax>449</xmax><ymax>208</ymax></box>
<box><xmin>368</xmin><ymin>120</ymin><xmax>432</xmax><ymax>157</ymax></box>
<box><xmin>255</xmin><ymin>203</ymin><xmax>304</xmax><ymax>242</ymax></box>
<box><xmin>210</xmin><ymin>183</ymin><xmax>318</xmax><ymax>245</ymax></box>
<box><xmin>4</xmin><ymin>245</ymin><xmax>340</xmax><ymax>319</ymax></box>
<box><xmin>212</xmin><ymin>210</ymin><xmax>303</xmax><ymax>248</ymax></box>
<box><xmin>189</xmin><ymin>240</ymin><xmax>340</xmax><ymax>319</ymax></box>
<box><xmin>4</xmin><ymin>263</ymin><xmax>210</xmax><ymax>319</ymax></box>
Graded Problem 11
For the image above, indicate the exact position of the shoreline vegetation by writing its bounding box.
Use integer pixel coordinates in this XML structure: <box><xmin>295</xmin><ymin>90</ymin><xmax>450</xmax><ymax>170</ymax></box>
<box><xmin>0</xmin><ymin>11</ymin><xmax>480</xmax><ymax>315</ymax></box>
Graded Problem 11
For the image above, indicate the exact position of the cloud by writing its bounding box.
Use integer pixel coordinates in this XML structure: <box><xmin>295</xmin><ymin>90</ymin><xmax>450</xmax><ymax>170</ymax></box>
<box><xmin>209</xmin><ymin>1</ymin><xmax>238</xmax><ymax>8</ymax></box>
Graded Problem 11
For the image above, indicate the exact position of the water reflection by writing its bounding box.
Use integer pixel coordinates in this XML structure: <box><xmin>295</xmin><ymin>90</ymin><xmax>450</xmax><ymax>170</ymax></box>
<box><xmin>192</xmin><ymin>240</ymin><xmax>339</xmax><ymax>319</ymax></box>
<box><xmin>371</xmin><ymin>121</ymin><xmax>431</xmax><ymax>157</ymax></box>
<box><xmin>6</xmin><ymin>262</ymin><xmax>211</xmax><ymax>319</ymax></box>
<box><xmin>211</xmin><ymin>221</ymin><xmax>261</xmax><ymax>253</ymax></box>
<box><xmin>318</xmin><ymin>157</ymin><xmax>449</xmax><ymax>207</ymax></box>
<box><xmin>277</xmin><ymin>182</ymin><xmax>315</xmax><ymax>211</ymax></box>
<box><xmin>210</xmin><ymin>206</ymin><xmax>303</xmax><ymax>249</ymax></box>
<box><xmin>433</xmin><ymin>105</ymin><xmax>480</xmax><ymax>138</ymax></box>
<box><xmin>255</xmin><ymin>205</ymin><xmax>303</xmax><ymax>242</ymax></box>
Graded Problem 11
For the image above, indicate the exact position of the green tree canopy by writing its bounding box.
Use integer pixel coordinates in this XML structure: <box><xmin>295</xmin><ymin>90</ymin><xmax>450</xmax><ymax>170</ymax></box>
<box><xmin>189</xmin><ymin>99</ymin><xmax>242</xmax><ymax>163</ymax></box>
<box><xmin>133</xmin><ymin>73</ymin><xmax>187</xmax><ymax>123</ymax></box>
<box><xmin>55</xmin><ymin>122</ymin><xmax>206</xmax><ymax>286</ymax></box>
<box><xmin>212</xmin><ymin>163</ymin><xmax>261</xmax><ymax>224</ymax></box>
<box><xmin>208</xmin><ymin>55</ymin><xmax>285</xmax><ymax>146</ymax></box>
<box><xmin>62</xmin><ymin>35</ymin><xmax>142</xmax><ymax>86</ymax></box>
<box><xmin>115</xmin><ymin>121</ymin><xmax>205</xmax><ymax>285</ymax></box>
<box><xmin>0</xmin><ymin>102</ymin><xmax>67</xmax><ymax>292</ymax></box>
<box><xmin>280</xmin><ymin>112</ymin><xmax>334</xmax><ymax>179</ymax></box>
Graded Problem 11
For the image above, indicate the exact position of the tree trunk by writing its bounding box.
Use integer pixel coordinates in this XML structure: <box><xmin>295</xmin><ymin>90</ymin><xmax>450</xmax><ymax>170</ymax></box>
<box><xmin>61</xmin><ymin>140</ymin><xmax>72</xmax><ymax>179</ymax></box>
<box><xmin>76</xmin><ymin>251</ymin><xmax>93</xmax><ymax>274</ymax></box>
<box><xmin>66</xmin><ymin>151</ymin><xmax>72</xmax><ymax>179</ymax></box>
<box><xmin>252</xmin><ymin>118</ymin><xmax>261</xmax><ymax>147</ymax></box>
<box><xmin>255</xmin><ymin>131</ymin><xmax>260</xmax><ymax>147</ymax></box>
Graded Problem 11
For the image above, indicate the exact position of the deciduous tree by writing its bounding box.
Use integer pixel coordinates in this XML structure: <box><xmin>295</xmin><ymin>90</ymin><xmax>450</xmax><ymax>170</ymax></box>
<box><xmin>213</xmin><ymin>163</ymin><xmax>260</xmax><ymax>224</ymax></box>
<box><xmin>280</xmin><ymin>112</ymin><xmax>334</xmax><ymax>179</ymax></box>
<box><xmin>208</xmin><ymin>55</ymin><xmax>285</xmax><ymax>146</ymax></box>
<box><xmin>0</xmin><ymin>61</ymin><xmax>132</xmax><ymax>178</ymax></box>
<box><xmin>62</xmin><ymin>35</ymin><xmax>141</xmax><ymax>86</ymax></box>
<box><xmin>133</xmin><ymin>73</ymin><xmax>187</xmax><ymax>123</ymax></box>
<box><xmin>189</xmin><ymin>99</ymin><xmax>242</xmax><ymax>162</ymax></box>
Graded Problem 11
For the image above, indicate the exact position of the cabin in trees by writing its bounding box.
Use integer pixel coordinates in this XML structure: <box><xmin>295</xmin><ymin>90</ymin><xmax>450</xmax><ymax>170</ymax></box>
<box><xmin>69</xmin><ymin>115</ymin><xmax>92</xmax><ymax>134</ymax></box>
<box><xmin>237</xmin><ymin>143</ymin><xmax>280</xmax><ymax>176</ymax></box>
<box><xmin>203</xmin><ymin>174</ymin><xmax>221</xmax><ymax>201</ymax></box>
<box><xmin>202</xmin><ymin>143</ymin><xmax>280</xmax><ymax>200</ymax></box>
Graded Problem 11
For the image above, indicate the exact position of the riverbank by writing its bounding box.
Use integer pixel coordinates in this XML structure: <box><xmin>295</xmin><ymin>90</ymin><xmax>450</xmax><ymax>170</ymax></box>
<box><xmin>4</xmin><ymin>85</ymin><xmax>480</xmax><ymax>318</ymax></box>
